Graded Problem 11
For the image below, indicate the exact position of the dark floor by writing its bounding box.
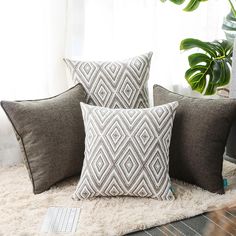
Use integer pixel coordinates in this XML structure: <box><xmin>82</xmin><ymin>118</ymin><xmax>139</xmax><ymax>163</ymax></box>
<box><xmin>127</xmin><ymin>211</ymin><xmax>236</xmax><ymax>236</ymax></box>
<box><xmin>127</xmin><ymin>213</ymin><xmax>211</xmax><ymax>236</ymax></box>
<box><xmin>127</xmin><ymin>156</ymin><xmax>236</xmax><ymax>236</ymax></box>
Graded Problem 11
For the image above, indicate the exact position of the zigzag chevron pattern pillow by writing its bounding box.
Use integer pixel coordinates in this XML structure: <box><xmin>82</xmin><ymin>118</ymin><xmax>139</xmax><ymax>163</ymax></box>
<box><xmin>73</xmin><ymin>102</ymin><xmax>178</xmax><ymax>200</ymax></box>
<box><xmin>64</xmin><ymin>53</ymin><xmax>152</xmax><ymax>108</ymax></box>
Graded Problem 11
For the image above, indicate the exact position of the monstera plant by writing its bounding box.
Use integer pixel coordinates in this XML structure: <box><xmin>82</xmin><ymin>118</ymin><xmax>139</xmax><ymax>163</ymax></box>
<box><xmin>180</xmin><ymin>38</ymin><xmax>233</xmax><ymax>95</ymax></box>
<box><xmin>162</xmin><ymin>0</ymin><xmax>236</xmax><ymax>95</ymax></box>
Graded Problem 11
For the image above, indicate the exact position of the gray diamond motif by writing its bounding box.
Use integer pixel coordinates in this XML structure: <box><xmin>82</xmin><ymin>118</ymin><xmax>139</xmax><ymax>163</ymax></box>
<box><xmin>96</xmin><ymin>156</ymin><xmax>105</xmax><ymax>172</ymax></box>
<box><xmin>134</xmin><ymin>59</ymin><xmax>142</xmax><ymax>70</ymax></box>
<box><xmin>160</xmin><ymin>125</ymin><xmax>172</xmax><ymax>153</ymax></box>
<box><xmin>124</xmin><ymin>83</ymin><xmax>133</xmax><ymax>99</ymax></box>
<box><xmin>154</xmin><ymin>158</ymin><xmax>165</xmax><ymax>182</ymax></box>
<box><xmin>98</xmin><ymin>86</ymin><xmax>107</xmax><ymax>101</ymax></box>
<box><xmin>124</xmin><ymin>156</ymin><xmax>134</xmax><ymax>173</ymax></box>
<box><xmin>64</xmin><ymin>53</ymin><xmax>151</xmax><ymax>109</ymax></box>
<box><xmin>119</xmin><ymin>75</ymin><xmax>138</xmax><ymax>106</ymax></box>
<box><xmin>105</xmin><ymin>120</ymin><xmax>127</xmax><ymax>154</ymax></box>
<box><xmin>140</xmin><ymin>129</ymin><xmax>150</xmax><ymax>145</ymax></box>
<box><xmin>109</xmin><ymin>186</ymin><xmax>120</xmax><ymax>196</ymax></box>
<box><xmin>94</xmin><ymin>108</ymin><xmax>113</xmax><ymax>127</ymax></box>
<box><xmin>103</xmin><ymin>62</ymin><xmax>122</xmax><ymax>87</ymax></box>
<box><xmin>138</xmin><ymin>187</ymin><xmax>148</xmax><ymax>197</ymax></box>
<box><xmin>84</xmin><ymin>63</ymin><xmax>92</xmax><ymax>74</ymax></box>
<box><xmin>134</xmin><ymin>120</ymin><xmax>156</xmax><ymax>155</ymax></box>
<box><xmin>81</xmin><ymin>187</ymin><xmax>90</xmax><ymax>198</ymax></box>
<box><xmin>117</xmin><ymin>147</ymin><xmax>141</xmax><ymax>183</ymax></box>
<box><xmin>156</xmin><ymin>107</ymin><xmax>165</xmax><ymax>118</ymax></box>
<box><xmin>86</xmin><ymin>124</ymin><xmax>98</xmax><ymax>150</ymax></box>
<box><xmin>93</xmin><ymin>76</ymin><xmax>112</xmax><ymax>106</ymax></box>
<box><xmin>130</xmin><ymin>58</ymin><xmax>146</xmax><ymax>79</ymax></box>
<box><xmin>80</xmin><ymin>182</ymin><xmax>94</xmax><ymax>199</ymax></box>
<box><xmin>122</xmin><ymin>109</ymin><xmax>141</xmax><ymax>128</ymax></box>
<box><xmin>132</xmin><ymin>178</ymin><xmax>153</xmax><ymax>197</ymax></box>
<box><xmin>110</xmin><ymin>64</ymin><xmax>117</xmax><ymax>73</ymax></box>
<box><xmin>104</xmin><ymin>177</ymin><xmax>124</xmax><ymax>196</ymax></box>
<box><xmin>111</xmin><ymin>128</ymin><xmax>122</xmax><ymax>144</ymax></box>
<box><xmin>163</xmin><ymin>128</ymin><xmax>171</xmax><ymax>149</ymax></box>
<box><xmin>77</xmin><ymin>62</ymin><xmax>97</xmax><ymax>85</ymax></box>
<box><xmin>127</xmin><ymin>110</ymin><xmax>136</xmax><ymax>118</ymax></box>
<box><xmin>145</xmin><ymin>149</ymin><xmax>164</xmax><ymax>184</ymax></box>
<box><xmin>121</xmin><ymin>79</ymin><xmax>136</xmax><ymax>100</ymax></box>
<box><xmin>91</xmin><ymin>148</ymin><xmax>111</xmax><ymax>182</ymax></box>
<box><xmin>73</xmin><ymin>102</ymin><xmax>178</xmax><ymax>200</ymax></box>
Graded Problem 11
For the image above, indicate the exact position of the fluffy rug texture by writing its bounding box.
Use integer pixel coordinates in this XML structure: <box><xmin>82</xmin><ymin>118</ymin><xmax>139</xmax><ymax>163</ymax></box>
<box><xmin>1</xmin><ymin>161</ymin><xmax>236</xmax><ymax>236</ymax></box>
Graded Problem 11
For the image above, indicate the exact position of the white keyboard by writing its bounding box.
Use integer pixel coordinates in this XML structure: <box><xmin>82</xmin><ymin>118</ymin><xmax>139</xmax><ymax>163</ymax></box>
<box><xmin>40</xmin><ymin>207</ymin><xmax>80</xmax><ymax>234</ymax></box>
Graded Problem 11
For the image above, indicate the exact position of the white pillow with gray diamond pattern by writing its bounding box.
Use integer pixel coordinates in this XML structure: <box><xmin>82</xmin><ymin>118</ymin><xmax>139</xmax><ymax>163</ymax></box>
<box><xmin>73</xmin><ymin>102</ymin><xmax>178</xmax><ymax>201</ymax></box>
<box><xmin>64</xmin><ymin>52</ymin><xmax>152</xmax><ymax>108</ymax></box>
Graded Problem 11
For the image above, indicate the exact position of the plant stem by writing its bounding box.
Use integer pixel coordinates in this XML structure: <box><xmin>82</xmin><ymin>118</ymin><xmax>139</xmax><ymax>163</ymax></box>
<box><xmin>215</xmin><ymin>55</ymin><xmax>226</xmax><ymax>60</ymax></box>
<box><xmin>228</xmin><ymin>0</ymin><xmax>236</xmax><ymax>17</ymax></box>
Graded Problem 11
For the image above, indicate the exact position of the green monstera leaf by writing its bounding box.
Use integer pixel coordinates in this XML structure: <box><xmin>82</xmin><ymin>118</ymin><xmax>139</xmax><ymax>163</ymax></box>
<box><xmin>183</xmin><ymin>0</ymin><xmax>208</xmax><ymax>11</ymax></box>
<box><xmin>162</xmin><ymin>0</ymin><xmax>208</xmax><ymax>12</ymax></box>
<box><xmin>169</xmin><ymin>0</ymin><xmax>185</xmax><ymax>5</ymax></box>
<box><xmin>180</xmin><ymin>38</ymin><xmax>233</xmax><ymax>95</ymax></box>
<box><xmin>162</xmin><ymin>0</ymin><xmax>236</xmax><ymax>14</ymax></box>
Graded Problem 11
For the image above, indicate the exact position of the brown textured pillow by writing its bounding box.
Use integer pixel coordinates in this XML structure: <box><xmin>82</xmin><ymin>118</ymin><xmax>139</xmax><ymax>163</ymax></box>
<box><xmin>1</xmin><ymin>84</ymin><xmax>86</xmax><ymax>194</ymax></box>
<box><xmin>153</xmin><ymin>85</ymin><xmax>236</xmax><ymax>194</ymax></box>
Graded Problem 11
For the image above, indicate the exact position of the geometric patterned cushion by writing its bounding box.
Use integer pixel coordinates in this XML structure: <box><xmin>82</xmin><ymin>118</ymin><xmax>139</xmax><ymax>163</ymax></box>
<box><xmin>64</xmin><ymin>53</ymin><xmax>152</xmax><ymax>108</ymax></box>
<box><xmin>73</xmin><ymin>102</ymin><xmax>178</xmax><ymax>201</ymax></box>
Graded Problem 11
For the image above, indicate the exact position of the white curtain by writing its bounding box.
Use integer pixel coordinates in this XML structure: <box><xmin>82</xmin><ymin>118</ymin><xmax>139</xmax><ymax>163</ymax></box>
<box><xmin>0</xmin><ymin>0</ymin><xmax>230</xmax><ymax>165</ymax></box>
<box><xmin>0</xmin><ymin>0</ymin><xmax>68</xmax><ymax>165</ymax></box>
<box><xmin>65</xmin><ymin>0</ymin><xmax>229</xmax><ymax>95</ymax></box>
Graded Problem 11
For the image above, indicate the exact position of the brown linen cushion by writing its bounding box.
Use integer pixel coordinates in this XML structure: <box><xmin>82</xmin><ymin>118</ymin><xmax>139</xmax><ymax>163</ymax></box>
<box><xmin>153</xmin><ymin>85</ymin><xmax>236</xmax><ymax>194</ymax></box>
<box><xmin>1</xmin><ymin>84</ymin><xmax>86</xmax><ymax>194</ymax></box>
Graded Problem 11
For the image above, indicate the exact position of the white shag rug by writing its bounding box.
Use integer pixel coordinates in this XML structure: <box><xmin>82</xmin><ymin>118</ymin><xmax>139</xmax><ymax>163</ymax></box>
<box><xmin>1</xmin><ymin>161</ymin><xmax>236</xmax><ymax>236</ymax></box>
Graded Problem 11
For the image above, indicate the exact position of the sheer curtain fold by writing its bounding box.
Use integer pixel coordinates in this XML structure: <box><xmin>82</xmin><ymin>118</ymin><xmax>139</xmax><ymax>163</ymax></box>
<box><xmin>66</xmin><ymin>0</ymin><xmax>229</xmax><ymax>93</ymax></box>
<box><xmin>0</xmin><ymin>0</ymin><xmax>230</xmax><ymax>165</ymax></box>
<box><xmin>0</xmin><ymin>0</ymin><xmax>68</xmax><ymax>166</ymax></box>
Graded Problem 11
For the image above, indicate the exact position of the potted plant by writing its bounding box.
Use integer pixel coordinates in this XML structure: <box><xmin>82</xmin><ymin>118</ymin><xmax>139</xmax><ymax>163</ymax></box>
<box><xmin>161</xmin><ymin>0</ymin><xmax>236</xmax><ymax>96</ymax></box>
